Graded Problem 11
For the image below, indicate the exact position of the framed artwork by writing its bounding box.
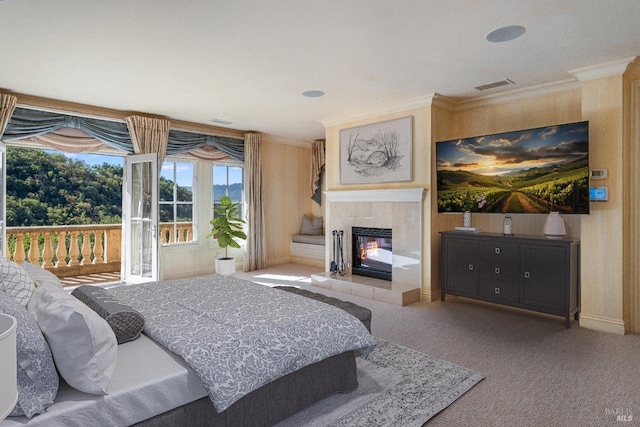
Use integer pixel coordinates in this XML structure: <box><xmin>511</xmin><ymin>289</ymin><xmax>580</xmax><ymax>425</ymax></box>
<box><xmin>339</xmin><ymin>116</ymin><xmax>412</xmax><ymax>184</ymax></box>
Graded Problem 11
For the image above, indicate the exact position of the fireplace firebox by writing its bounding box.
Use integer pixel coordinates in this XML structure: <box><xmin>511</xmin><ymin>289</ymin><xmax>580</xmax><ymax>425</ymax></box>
<box><xmin>352</xmin><ymin>227</ymin><xmax>392</xmax><ymax>281</ymax></box>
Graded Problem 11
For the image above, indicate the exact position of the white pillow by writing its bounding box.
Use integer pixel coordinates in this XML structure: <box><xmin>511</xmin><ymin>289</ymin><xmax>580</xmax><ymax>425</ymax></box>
<box><xmin>0</xmin><ymin>257</ymin><xmax>36</xmax><ymax>306</ymax></box>
<box><xmin>27</xmin><ymin>284</ymin><xmax>118</xmax><ymax>395</ymax></box>
<box><xmin>20</xmin><ymin>262</ymin><xmax>63</xmax><ymax>290</ymax></box>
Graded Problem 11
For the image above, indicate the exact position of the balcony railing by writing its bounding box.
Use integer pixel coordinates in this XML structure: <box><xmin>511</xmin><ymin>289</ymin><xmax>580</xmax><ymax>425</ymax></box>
<box><xmin>6</xmin><ymin>222</ymin><xmax>194</xmax><ymax>280</ymax></box>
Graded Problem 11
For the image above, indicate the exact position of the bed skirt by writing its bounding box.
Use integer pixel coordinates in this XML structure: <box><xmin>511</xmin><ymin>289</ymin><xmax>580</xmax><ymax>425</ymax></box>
<box><xmin>133</xmin><ymin>350</ymin><xmax>358</xmax><ymax>427</ymax></box>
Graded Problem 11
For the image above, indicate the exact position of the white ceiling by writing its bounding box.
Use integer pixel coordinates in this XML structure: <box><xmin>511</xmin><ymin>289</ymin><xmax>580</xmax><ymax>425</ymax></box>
<box><xmin>1</xmin><ymin>1</ymin><xmax>639</xmax><ymax>142</ymax></box>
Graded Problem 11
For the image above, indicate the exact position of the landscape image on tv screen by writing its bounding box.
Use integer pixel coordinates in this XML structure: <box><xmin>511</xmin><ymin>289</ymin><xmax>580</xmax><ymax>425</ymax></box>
<box><xmin>436</xmin><ymin>121</ymin><xmax>589</xmax><ymax>214</ymax></box>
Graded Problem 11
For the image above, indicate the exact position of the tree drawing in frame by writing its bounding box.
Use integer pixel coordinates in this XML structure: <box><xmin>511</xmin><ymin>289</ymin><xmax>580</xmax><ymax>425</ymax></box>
<box><xmin>340</xmin><ymin>116</ymin><xmax>412</xmax><ymax>184</ymax></box>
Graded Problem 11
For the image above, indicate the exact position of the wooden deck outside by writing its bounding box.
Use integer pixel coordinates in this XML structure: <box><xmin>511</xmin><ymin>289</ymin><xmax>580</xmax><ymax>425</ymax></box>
<box><xmin>60</xmin><ymin>271</ymin><xmax>121</xmax><ymax>288</ymax></box>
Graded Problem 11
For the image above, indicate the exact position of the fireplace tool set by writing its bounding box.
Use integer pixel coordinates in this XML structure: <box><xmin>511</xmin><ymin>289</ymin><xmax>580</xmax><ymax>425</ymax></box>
<box><xmin>330</xmin><ymin>230</ymin><xmax>346</xmax><ymax>276</ymax></box>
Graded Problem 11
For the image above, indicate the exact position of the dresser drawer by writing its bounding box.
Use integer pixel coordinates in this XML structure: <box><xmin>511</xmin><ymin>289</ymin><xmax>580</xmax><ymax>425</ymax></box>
<box><xmin>478</xmin><ymin>259</ymin><xmax>519</xmax><ymax>281</ymax></box>
<box><xmin>479</xmin><ymin>279</ymin><xmax>518</xmax><ymax>303</ymax></box>
<box><xmin>479</xmin><ymin>241</ymin><xmax>518</xmax><ymax>259</ymax></box>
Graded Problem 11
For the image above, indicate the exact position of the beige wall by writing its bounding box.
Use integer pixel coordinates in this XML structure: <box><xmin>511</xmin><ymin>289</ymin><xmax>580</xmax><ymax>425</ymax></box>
<box><xmin>578</xmin><ymin>75</ymin><xmax>626</xmax><ymax>333</ymax></box>
<box><xmin>262</xmin><ymin>137</ymin><xmax>318</xmax><ymax>266</ymax></box>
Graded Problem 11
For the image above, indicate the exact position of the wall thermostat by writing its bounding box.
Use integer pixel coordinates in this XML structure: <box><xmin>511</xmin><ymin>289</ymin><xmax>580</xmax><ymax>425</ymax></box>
<box><xmin>590</xmin><ymin>187</ymin><xmax>608</xmax><ymax>202</ymax></box>
<box><xmin>590</xmin><ymin>169</ymin><xmax>608</xmax><ymax>180</ymax></box>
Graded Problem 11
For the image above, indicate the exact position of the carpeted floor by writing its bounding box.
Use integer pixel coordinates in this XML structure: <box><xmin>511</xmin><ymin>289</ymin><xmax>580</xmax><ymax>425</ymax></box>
<box><xmin>235</xmin><ymin>263</ymin><xmax>640</xmax><ymax>427</ymax></box>
<box><xmin>276</xmin><ymin>338</ymin><xmax>483</xmax><ymax>427</ymax></box>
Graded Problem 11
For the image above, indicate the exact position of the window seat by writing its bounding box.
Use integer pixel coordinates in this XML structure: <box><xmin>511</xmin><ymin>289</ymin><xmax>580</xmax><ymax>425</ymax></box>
<box><xmin>290</xmin><ymin>234</ymin><xmax>325</xmax><ymax>265</ymax></box>
<box><xmin>290</xmin><ymin>215</ymin><xmax>325</xmax><ymax>267</ymax></box>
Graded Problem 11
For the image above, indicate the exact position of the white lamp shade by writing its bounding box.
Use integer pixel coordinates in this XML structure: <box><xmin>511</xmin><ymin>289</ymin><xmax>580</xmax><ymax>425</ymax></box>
<box><xmin>543</xmin><ymin>211</ymin><xmax>566</xmax><ymax>238</ymax></box>
<box><xmin>0</xmin><ymin>314</ymin><xmax>18</xmax><ymax>420</ymax></box>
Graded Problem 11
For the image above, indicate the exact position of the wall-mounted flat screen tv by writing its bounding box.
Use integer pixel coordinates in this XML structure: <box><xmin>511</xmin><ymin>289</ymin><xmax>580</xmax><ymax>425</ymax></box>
<box><xmin>436</xmin><ymin>121</ymin><xmax>589</xmax><ymax>214</ymax></box>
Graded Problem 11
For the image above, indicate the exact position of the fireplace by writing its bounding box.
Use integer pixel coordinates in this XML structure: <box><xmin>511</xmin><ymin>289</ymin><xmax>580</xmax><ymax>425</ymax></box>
<box><xmin>352</xmin><ymin>227</ymin><xmax>392</xmax><ymax>281</ymax></box>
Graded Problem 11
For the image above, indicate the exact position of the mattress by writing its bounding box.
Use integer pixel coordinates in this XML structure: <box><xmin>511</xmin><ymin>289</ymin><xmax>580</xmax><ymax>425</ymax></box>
<box><xmin>0</xmin><ymin>334</ymin><xmax>208</xmax><ymax>427</ymax></box>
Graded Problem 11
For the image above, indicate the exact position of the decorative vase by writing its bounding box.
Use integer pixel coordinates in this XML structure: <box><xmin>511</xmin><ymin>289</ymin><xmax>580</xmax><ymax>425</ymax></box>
<box><xmin>503</xmin><ymin>214</ymin><xmax>513</xmax><ymax>235</ymax></box>
<box><xmin>543</xmin><ymin>211</ymin><xmax>566</xmax><ymax>239</ymax></box>
<box><xmin>463</xmin><ymin>211</ymin><xmax>472</xmax><ymax>228</ymax></box>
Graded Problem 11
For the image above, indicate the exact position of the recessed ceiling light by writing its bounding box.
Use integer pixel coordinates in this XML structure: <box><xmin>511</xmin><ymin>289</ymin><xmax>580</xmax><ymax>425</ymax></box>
<box><xmin>485</xmin><ymin>25</ymin><xmax>526</xmax><ymax>43</ymax></box>
<box><xmin>302</xmin><ymin>90</ymin><xmax>325</xmax><ymax>98</ymax></box>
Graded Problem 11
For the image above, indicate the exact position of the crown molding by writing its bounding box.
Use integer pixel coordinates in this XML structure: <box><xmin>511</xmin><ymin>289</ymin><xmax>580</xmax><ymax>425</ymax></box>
<box><xmin>322</xmin><ymin>78</ymin><xmax>582</xmax><ymax>129</ymax></box>
<box><xmin>321</xmin><ymin>95</ymin><xmax>434</xmax><ymax>128</ymax></box>
<box><xmin>568</xmin><ymin>56</ymin><xmax>638</xmax><ymax>82</ymax></box>
<box><xmin>10</xmin><ymin>92</ymin><xmax>247</xmax><ymax>139</ymax></box>
<box><xmin>452</xmin><ymin>79</ymin><xmax>581</xmax><ymax>111</ymax></box>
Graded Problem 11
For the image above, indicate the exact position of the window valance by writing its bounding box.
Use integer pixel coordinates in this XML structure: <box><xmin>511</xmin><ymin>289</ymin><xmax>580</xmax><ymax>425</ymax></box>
<box><xmin>3</xmin><ymin>107</ymin><xmax>244</xmax><ymax>162</ymax></box>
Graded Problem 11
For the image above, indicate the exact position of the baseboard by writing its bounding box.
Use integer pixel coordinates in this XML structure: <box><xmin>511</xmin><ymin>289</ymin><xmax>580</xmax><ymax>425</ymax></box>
<box><xmin>266</xmin><ymin>257</ymin><xmax>292</xmax><ymax>267</ymax></box>
<box><xmin>579</xmin><ymin>313</ymin><xmax>626</xmax><ymax>335</ymax></box>
<box><xmin>422</xmin><ymin>288</ymin><xmax>437</xmax><ymax>302</ymax></box>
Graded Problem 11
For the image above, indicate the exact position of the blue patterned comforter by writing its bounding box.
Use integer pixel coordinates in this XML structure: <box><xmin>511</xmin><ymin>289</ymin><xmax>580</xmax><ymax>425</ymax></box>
<box><xmin>109</xmin><ymin>275</ymin><xmax>376</xmax><ymax>412</ymax></box>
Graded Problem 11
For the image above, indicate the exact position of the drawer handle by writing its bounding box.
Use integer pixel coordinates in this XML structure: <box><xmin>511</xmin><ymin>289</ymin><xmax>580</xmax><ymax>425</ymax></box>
<box><xmin>495</xmin><ymin>247</ymin><xmax>501</xmax><ymax>254</ymax></box>
<box><xmin>524</xmin><ymin>271</ymin><xmax>531</xmax><ymax>279</ymax></box>
<box><xmin>468</xmin><ymin>264</ymin><xmax>474</xmax><ymax>271</ymax></box>
<box><xmin>495</xmin><ymin>287</ymin><xmax>500</xmax><ymax>294</ymax></box>
<box><xmin>495</xmin><ymin>267</ymin><xmax>501</xmax><ymax>274</ymax></box>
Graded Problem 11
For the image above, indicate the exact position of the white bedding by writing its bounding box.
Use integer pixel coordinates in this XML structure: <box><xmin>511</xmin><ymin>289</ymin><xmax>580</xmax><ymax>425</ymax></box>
<box><xmin>0</xmin><ymin>334</ymin><xmax>207</xmax><ymax>427</ymax></box>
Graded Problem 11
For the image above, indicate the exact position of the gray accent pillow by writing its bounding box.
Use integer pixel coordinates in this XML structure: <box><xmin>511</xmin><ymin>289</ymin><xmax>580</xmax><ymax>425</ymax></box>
<box><xmin>300</xmin><ymin>215</ymin><xmax>323</xmax><ymax>235</ymax></box>
<box><xmin>72</xmin><ymin>285</ymin><xmax>145</xmax><ymax>344</ymax></box>
<box><xmin>0</xmin><ymin>291</ymin><xmax>58</xmax><ymax>418</ymax></box>
<box><xmin>0</xmin><ymin>257</ymin><xmax>36</xmax><ymax>306</ymax></box>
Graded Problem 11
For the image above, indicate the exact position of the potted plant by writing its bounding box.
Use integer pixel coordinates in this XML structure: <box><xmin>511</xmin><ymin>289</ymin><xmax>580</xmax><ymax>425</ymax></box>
<box><xmin>206</xmin><ymin>195</ymin><xmax>247</xmax><ymax>275</ymax></box>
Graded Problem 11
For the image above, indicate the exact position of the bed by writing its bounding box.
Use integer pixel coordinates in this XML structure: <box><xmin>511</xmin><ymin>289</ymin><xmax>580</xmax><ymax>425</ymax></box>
<box><xmin>0</xmin><ymin>261</ymin><xmax>376</xmax><ymax>427</ymax></box>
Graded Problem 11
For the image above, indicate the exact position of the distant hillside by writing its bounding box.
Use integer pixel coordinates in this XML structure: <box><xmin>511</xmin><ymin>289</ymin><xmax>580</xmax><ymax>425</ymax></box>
<box><xmin>7</xmin><ymin>148</ymin><xmax>201</xmax><ymax>227</ymax></box>
<box><xmin>7</xmin><ymin>148</ymin><xmax>124</xmax><ymax>226</ymax></box>
<box><xmin>437</xmin><ymin>155</ymin><xmax>589</xmax><ymax>213</ymax></box>
<box><xmin>213</xmin><ymin>183</ymin><xmax>243</xmax><ymax>202</ymax></box>
<box><xmin>437</xmin><ymin>155</ymin><xmax>588</xmax><ymax>191</ymax></box>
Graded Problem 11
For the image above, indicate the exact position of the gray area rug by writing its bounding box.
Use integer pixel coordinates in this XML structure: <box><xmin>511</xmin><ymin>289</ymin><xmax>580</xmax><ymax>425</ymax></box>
<box><xmin>276</xmin><ymin>337</ymin><xmax>484</xmax><ymax>427</ymax></box>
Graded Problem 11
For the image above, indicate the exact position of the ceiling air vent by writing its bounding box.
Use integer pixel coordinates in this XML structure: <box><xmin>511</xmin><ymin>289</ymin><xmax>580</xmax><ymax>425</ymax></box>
<box><xmin>474</xmin><ymin>79</ymin><xmax>515</xmax><ymax>92</ymax></box>
<box><xmin>209</xmin><ymin>118</ymin><xmax>233</xmax><ymax>126</ymax></box>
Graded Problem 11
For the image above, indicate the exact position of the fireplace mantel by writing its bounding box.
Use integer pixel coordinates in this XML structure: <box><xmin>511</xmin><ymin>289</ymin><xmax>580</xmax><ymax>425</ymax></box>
<box><xmin>325</xmin><ymin>188</ymin><xmax>426</xmax><ymax>203</ymax></box>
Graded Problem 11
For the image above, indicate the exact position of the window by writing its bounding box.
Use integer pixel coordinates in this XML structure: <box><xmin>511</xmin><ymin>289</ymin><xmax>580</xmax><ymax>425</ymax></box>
<box><xmin>160</xmin><ymin>160</ymin><xmax>195</xmax><ymax>244</ymax></box>
<box><xmin>213</xmin><ymin>164</ymin><xmax>244</xmax><ymax>220</ymax></box>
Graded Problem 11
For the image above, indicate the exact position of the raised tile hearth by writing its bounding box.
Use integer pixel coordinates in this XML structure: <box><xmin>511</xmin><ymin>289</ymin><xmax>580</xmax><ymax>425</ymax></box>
<box><xmin>311</xmin><ymin>271</ymin><xmax>421</xmax><ymax>306</ymax></box>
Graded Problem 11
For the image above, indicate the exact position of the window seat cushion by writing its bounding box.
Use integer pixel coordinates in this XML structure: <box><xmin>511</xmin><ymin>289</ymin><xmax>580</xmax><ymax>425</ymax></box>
<box><xmin>291</xmin><ymin>234</ymin><xmax>325</xmax><ymax>246</ymax></box>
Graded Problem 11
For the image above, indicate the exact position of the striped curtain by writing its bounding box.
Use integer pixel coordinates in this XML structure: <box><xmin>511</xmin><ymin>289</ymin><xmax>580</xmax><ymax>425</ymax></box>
<box><xmin>311</xmin><ymin>139</ymin><xmax>325</xmax><ymax>204</ymax></box>
<box><xmin>243</xmin><ymin>132</ymin><xmax>267</xmax><ymax>271</ymax></box>
<box><xmin>124</xmin><ymin>115</ymin><xmax>170</xmax><ymax>166</ymax></box>
<box><xmin>0</xmin><ymin>94</ymin><xmax>18</xmax><ymax>138</ymax></box>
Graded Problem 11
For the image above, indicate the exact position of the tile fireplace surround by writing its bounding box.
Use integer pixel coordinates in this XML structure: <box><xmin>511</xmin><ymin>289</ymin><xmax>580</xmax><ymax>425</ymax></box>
<box><xmin>312</xmin><ymin>188</ymin><xmax>425</xmax><ymax>306</ymax></box>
